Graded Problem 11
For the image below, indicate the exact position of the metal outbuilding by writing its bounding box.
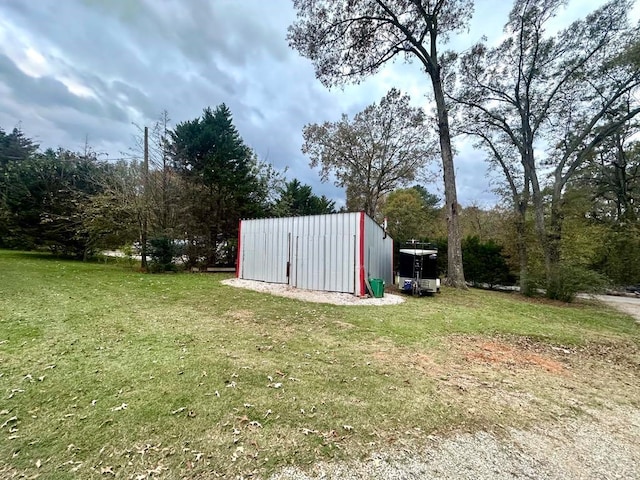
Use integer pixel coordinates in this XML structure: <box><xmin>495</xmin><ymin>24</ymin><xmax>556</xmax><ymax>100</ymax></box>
<box><xmin>237</xmin><ymin>212</ymin><xmax>393</xmax><ymax>295</ymax></box>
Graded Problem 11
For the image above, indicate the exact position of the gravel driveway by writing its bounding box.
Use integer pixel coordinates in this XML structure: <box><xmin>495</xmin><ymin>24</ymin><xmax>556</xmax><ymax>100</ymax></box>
<box><xmin>271</xmin><ymin>406</ymin><xmax>640</xmax><ymax>480</ymax></box>
<box><xmin>591</xmin><ymin>294</ymin><xmax>640</xmax><ymax>322</ymax></box>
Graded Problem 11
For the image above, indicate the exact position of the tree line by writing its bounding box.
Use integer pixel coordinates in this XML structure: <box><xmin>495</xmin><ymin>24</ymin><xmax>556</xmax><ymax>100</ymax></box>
<box><xmin>289</xmin><ymin>0</ymin><xmax>640</xmax><ymax>299</ymax></box>
<box><xmin>0</xmin><ymin>107</ymin><xmax>335</xmax><ymax>269</ymax></box>
<box><xmin>2</xmin><ymin>107</ymin><xmax>637</xmax><ymax>298</ymax></box>
<box><xmin>1</xmin><ymin>0</ymin><xmax>638</xmax><ymax>301</ymax></box>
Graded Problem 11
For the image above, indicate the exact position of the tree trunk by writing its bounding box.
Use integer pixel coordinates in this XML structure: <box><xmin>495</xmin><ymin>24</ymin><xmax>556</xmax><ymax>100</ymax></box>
<box><xmin>432</xmin><ymin>72</ymin><xmax>466</xmax><ymax>288</ymax></box>
<box><xmin>140</xmin><ymin>227</ymin><xmax>148</xmax><ymax>271</ymax></box>
<box><xmin>545</xmin><ymin>178</ymin><xmax>564</xmax><ymax>298</ymax></box>
<box><xmin>514</xmin><ymin>201</ymin><xmax>530</xmax><ymax>296</ymax></box>
<box><xmin>522</xmin><ymin>147</ymin><xmax>550</xmax><ymax>275</ymax></box>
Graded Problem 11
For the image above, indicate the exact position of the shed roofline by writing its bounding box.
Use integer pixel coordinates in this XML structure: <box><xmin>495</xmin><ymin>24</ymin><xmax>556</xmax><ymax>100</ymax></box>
<box><xmin>240</xmin><ymin>211</ymin><xmax>376</xmax><ymax>223</ymax></box>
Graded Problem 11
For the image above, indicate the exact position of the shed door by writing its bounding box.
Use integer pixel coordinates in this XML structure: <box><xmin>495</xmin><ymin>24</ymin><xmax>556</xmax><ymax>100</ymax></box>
<box><xmin>241</xmin><ymin>231</ymin><xmax>289</xmax><ymax>283</ymax></box>
<box><xmin>290</xmin><ymin>234</ymin><xmax>356</xmax><ymax>294</ymax></box>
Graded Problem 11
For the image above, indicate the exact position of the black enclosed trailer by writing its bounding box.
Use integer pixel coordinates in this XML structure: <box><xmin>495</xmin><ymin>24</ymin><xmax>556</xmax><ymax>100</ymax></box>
<box><xmin>396</xmin><ymin>243</ymin><xmax>440</xmax><ymax>295</ymax></box>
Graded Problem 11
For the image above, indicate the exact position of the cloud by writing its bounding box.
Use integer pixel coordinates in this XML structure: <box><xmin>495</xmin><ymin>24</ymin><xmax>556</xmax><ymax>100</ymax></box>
<box><xmin>0</xmin><ymin>0</ymin><xmax>618</xmax><ymax>208</ymax></box>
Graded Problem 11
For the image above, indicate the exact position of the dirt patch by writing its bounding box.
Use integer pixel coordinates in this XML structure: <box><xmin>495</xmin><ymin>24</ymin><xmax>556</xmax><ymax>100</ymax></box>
<box><xmin>228</xmin><ymin>309</ymin><xmax>255</xmax><ymax>322</ymax></box>
<box><xmin>372</xmin><ymin>349</ymin><xmax>446</xmax><ymax>376</ymax></box>
<box><xmin>462</xmin><ymin>339</ymin><xmax>565</xmax><ymax>374</ymax></box>
<box><xmin>370</xmin><ymin>336</ymin><xmax>567</xmax><ymax>378</ymax></box>
<box><xmin>332</xmin><ymin>320</ymin><xmax>356</xmax><ymax>330</ymax></box>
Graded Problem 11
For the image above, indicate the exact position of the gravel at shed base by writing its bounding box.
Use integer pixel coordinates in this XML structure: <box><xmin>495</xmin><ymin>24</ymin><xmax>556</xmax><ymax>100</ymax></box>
<box><xmin>270</xmin><ymin>406</ymin><xmax>640</xmax><ymax>480</ymax></box>
<box><xmin>221</xmin><ymin>278</ymin><xmax>405</xmax><ymax>306</ymax></box>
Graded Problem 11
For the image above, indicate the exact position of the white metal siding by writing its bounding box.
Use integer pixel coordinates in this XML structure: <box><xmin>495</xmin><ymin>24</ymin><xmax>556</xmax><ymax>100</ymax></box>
<box><xmin>238</xmin><ymin>212</ymin><xmax>392</xmax><ymax>295</ymax></box>
<box><xmin>240</xmin><ymin>218</ymin><xmax>289</xmax><ymax>283</ymax></box>
<box><xmin>363</xmin><ymin>214</ymin><xmax>393</xmax><ymax>285</ymax></box>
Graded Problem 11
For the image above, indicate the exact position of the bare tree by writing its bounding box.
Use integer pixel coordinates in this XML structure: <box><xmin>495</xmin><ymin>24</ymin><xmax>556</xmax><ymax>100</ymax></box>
<box><xmin>302</xmin><ymin>88</ymin><xmax>434</xmax><ymax>220</ymax></box>
<box><xmin>454</xmin><ymin>0</ymin><xmax>640</xmax><ymax>295</ymax></box>
<box><xmin>584</xmin><ymin>115</ymin><xmax>640</xmax><ymax>224</ymax></box>
<box><xmin>288</xmin><ymin>0</ymin><xmax>472</xmax><ymax>287</ymax></box>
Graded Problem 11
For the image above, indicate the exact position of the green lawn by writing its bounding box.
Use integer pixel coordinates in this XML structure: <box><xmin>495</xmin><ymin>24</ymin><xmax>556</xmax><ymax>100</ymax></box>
<box><xmin>1</xmin><ymin>250</ymin><xmax>638</xmax><ymax>478</ymax></box>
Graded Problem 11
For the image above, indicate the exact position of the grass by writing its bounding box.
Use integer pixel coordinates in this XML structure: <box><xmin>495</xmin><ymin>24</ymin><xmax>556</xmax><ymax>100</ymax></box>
<box><xmin>0</xmin><ymin>250</ymin><xmax>638</xmax><ymax>478</ymax></box>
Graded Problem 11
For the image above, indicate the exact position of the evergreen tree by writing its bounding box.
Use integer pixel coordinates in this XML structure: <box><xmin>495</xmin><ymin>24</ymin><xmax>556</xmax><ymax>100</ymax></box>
<box><xmin>273</xmin><ymin>179</ymin><xmax>335</xmax><ymax>217</ymax></box>
<box><xmin>170</xmin><ymin>105</ymin><xmax>267</xmax><ymax>265</ymax></box>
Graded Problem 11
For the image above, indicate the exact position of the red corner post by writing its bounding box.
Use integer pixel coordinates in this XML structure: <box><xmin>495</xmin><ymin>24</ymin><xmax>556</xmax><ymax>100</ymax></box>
<box><xmin>236</xmin><ymin>219</ymin><xmax>242</xmax><ymax>278</ymax></box>
<box><xmin>359</xmin><ymin>211</ymin><xmax>366</xmax><ymax>296</ymax></box>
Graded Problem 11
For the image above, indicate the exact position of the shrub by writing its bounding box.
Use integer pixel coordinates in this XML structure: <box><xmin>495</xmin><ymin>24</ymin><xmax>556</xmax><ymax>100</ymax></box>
<box><xmin>148</xmin><ymin>236</ymin><xmax>177</xmax><ymax>273</ymax></box>
<box><xmin>462</xmin><ymin>236</ymin><xmax>515</xmax><ymax>288</ymax></box>
<box><xmin>546</xmin><ymin>264</ymin><xmax>610</xmax><ymax>302</ymax></box>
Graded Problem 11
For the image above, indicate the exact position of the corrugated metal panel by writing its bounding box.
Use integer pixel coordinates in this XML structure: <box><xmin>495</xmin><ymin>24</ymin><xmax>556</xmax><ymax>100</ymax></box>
<box><xmin>238</xmin><ymin>212</ymin><xmax>393</xmax><ymax>295</ymax></box>
<box><xmin>240</xmin><ymin>217</ymin><xmax>290</xmax><ymax>283</ymax></box>
<box><xmin>363</xmin><ymin>214</ymin><xmax>394</xmax><ymax>285</ymax></box>
<box><xmin>292</xmin><ymin>212</ymin><xmax>360</xmax><ymax>293</ymax></box>
<box><xmin>239</xmin><ymin>212</ymin><xmax>362</xmax><ymax>294</ymax></box>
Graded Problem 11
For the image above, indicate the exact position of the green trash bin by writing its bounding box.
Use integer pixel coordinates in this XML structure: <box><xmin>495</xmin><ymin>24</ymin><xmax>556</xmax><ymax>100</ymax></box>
<box><xmin>368</xmin><ymin>278</ymin><xmax>384</xmax><ymax>298</ymax></box>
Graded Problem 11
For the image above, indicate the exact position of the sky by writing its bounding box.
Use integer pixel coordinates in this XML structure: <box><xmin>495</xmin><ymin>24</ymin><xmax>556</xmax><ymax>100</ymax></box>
<box><xmin>0</xmin><ymin>0</ymin><xmax>632</xmax><ymax>208</ymax></box>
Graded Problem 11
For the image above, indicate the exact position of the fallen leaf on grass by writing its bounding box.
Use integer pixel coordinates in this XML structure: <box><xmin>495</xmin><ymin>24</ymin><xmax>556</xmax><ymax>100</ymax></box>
<box><xmin>231</xmin><ymin>446</ymin><xmax>244</xmax><ymax>462</ymax></box>
<box><xmin>146</xmin><ymin>464</ymin><xmax>166</xmax><ymax>475</ymax></box>
<box><xmin>8</xmin><ymin>389</ymin><xmax>24</xmax><ymax>399</ymax></box>
<box><xmin>1</xmin><ymin>416</ymin><xmax>17</xmax><ymax>429</ymax></box>
<box><xmin>236</xmin><ymin>415</ymin><xmax>250</xmax><ymax>424</ymax></box>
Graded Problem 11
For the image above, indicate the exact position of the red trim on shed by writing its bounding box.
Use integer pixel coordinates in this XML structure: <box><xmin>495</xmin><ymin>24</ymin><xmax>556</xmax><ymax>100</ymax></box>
<box><xmin>359</xmin><ymin>211</ymin><xmax>366</xmax><ymax>296</ymax></box>
<box><xmin>391</xmin><ymin>239</ymin><xmax>395</xmax><ymax>285</ymax></box>
<box><xmin>236</xmin><ymin>219</ymin><xmax>242</xmax><ymax>278</ymax></box>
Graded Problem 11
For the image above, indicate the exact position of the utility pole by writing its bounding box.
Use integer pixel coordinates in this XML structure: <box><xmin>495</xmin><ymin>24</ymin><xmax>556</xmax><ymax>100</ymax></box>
<box><xmin>141</xmin><ymin>126</ymin><xmax>149</xmax><ymax>271</ymax></box>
